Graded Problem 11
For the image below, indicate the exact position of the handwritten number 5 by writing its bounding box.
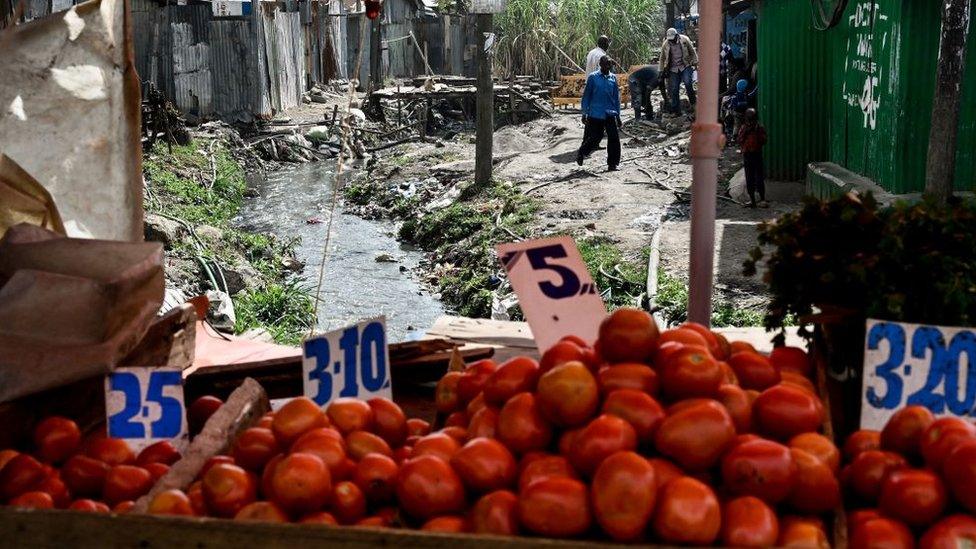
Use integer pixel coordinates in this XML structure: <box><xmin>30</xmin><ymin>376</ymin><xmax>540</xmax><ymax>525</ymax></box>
<box><xmin>525</xmin><ymin>244</ymin><xmax>581</xmax><ymax>299</ymax></box>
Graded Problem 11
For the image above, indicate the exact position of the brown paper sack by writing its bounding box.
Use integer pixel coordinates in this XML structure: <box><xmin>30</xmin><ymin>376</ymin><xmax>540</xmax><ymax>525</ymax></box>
<box><xmin>0</xmin><ymin>224</ymin><xmax>164</xmax><ymax>402</ymax></box>
<box><xmin>0</xmin><ymin>155</ymin><xmax>66</xmax><ymax>238</ymax></box>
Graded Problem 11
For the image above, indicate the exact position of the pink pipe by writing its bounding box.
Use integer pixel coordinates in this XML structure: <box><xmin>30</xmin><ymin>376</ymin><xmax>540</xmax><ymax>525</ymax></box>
<box><xmin>687</xmin><ymin>0</ymin><xmax>725</xmax><ymax>326</ymax></box>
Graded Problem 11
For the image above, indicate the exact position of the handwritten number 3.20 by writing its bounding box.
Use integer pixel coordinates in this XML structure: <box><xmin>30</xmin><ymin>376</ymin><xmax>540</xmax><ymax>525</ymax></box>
<box><xmin>109</xmin><ymin>371</ymin><xmax>183</xmax><ymax>439</ymax></box>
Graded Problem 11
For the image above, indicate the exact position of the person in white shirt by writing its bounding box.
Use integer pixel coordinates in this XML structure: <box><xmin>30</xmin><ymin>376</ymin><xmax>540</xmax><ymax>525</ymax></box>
<box><xmin>585</xmin><ymin>35</ymin><xmax>611</xmax><ymax>75</ymax></box>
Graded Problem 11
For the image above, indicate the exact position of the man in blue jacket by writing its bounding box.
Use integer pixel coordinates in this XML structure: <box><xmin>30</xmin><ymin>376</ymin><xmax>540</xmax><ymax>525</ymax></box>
<box><xmin>577</xmin><ymin>55</ymin><xmax>622</xmax><ymax>171</ymax></box>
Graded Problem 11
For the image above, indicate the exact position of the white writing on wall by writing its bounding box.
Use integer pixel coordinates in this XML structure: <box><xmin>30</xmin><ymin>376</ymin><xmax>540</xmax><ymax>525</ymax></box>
<box><xmin>841</xmin><ymin>2</ymin><xmax>890</xmax><ymax>131</ymax></box>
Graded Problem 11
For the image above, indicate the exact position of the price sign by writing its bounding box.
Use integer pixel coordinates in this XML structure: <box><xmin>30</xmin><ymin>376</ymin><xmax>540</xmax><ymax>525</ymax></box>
<box><xmin>861</xmin><ymin>319</ymin><xmax>976</xmax><ymax>429</ymax></box>
<box><xmin>104</xmin><ymin>367</ymin><xmax>188</xmax><ymax>452</ymax></box>
<box><xmin>303</xmin><ymin>316</ymin><xmax>392</xmax><ymax>407</ymax></box>
<box><xmin>497</xmin><ymin>236</ymin><xmax>606</xmax><ymax>353</ymax></box>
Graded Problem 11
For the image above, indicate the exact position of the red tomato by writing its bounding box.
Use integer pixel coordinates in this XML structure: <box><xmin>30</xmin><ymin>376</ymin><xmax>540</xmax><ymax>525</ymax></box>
<box><xmin>103</xmin><ymin>465</ymin><xmax>153</xmax><ymax>505</ymax></box>
<box><xmin>355</xmin><ymin>516</ymin><xmax>388</xmax><ymax>528</ymax></box>
<box><xmin>943</xmin><ymin>438</ymin><xmax>976</xmax><ymax>513</ymax></box>
<box><xmin>680</xmin><ymin>322</ymin><xmax>723</xmax><ymax>358</ymax></box>
<box><xmin>647</xmin><ymin>458</ymin><xmax>683</xmax><ymax>494</ymax></box>
<box><xmin>659</xmin><ymin>327</ymin><xmax>710</xmax><ymax>350</ymax></box>
<box><xmin>457</xmin><ymin>360</ymin><xmax>497</xmax><ymax>404</ymax></box>
<box><xmin>331</xmin><ymin>481</ymin><xmax>367</xmax><ymax>524</ymax></box>
<box><xmin>721</xmin><ymin>438</ymin><xmax>797</xmax><ymax>503</ymax></box>
<box><xmin>844</xmin><ymin>429</ymin><xmax>882</xmax><ymax>461</ymax></box>
<box><xmin>113</xmin><ymin>500</ymin><xmax>135</xmax><ymax>513</ymax></box>
<box><xmin>300</xmin><ymin>511</ymin><xmax>338</xmax><ymax>525</ymax></box>
<box><xmin>367</xmin><ymin>397</ymin><xmax>407</xmax><ymax>448</ymax></box>
<box><xmin>352</xmin><ymin>453</ymin><xmax>399</xmax><ymax>504</ymax></box>
<box><xmin>651</xmin><ymin>476</ymin><xmax>721</xmax><ymax>545</ymax></box>
<box><xmin>789</xmin><ymin>432</ymin><xmax>841</xmax><ymax>473</ymax></box>
<box><xmin>720</xmin><ymin>361</ymin><xmax>740</xmax><ymax>385</ymax></box>
<box><xmin>273</xmin><ymin>397</ymin><xmax>329</xmax><ymax>445</ymax></box>
<box><xmin>290</xmin><ymin>427</ymin><xmax>347</xmax><ymax>478</ymax></box>
<box><xmin>654</xmin><ymin>399</ymin><xmax>736</xmax><ymax>471</ymax></box>
<box><xmin>255</xmin><ymin>413</ymin><xmax>274</xmax><ymax>430</ymax></box>
<box><xmin>518</xmin><ymin>454</ymin><xmax>578</xmax><ymax>492</ymax></box>
<box><xmin>0</xmin><ymin>449</ymin><xmax>17</xmax><ymax>473</ymax></box>
<box><xmin>450</xmin><ymin>437</ymin><xmax>517</xmax><ymax>493</ymax></box>
<box><xmin>187</xmin><ymin>481</ymin><xmax>207</xmax><ymax>515</ymax></box>
<box><xmin>407</xmin><ymin>418</ymin><xmax>431</xmax><ymax>437</ymax></box>
<box><xmin>728</xmin><ymin>352</ymin><xmax>781</xmax><ymax>390</ymax></box>
<box><xmin>601</xmin><ymin>389</ymin><xmax>665</xmax><ymax>445</ymax></box>
<box><xmin>598</xmin><ymin>363</ymin><xmax>659</xmax><ymax>396</ymax></box>
<box><xmin>597</xmin><ymin>308</ymin><xmax>660</xmax><ymax>363</ymax></box>
<box><xmin>471</xmin><ymin>490</ymin><xmax>519</xmax><ymax>535</ymax></box>
<box><xmin>484</xmin><ymin>357</ymin><xmax>541</xmax><ymax>405</ymax></box>
<box><xmin>466</xmin><ymin>393</ymin><xmax>487</xmax><ymax>416</ymax></box>
<box><xmin>731</xmin><ymin>340</ymin><xmax>759</xmax><ymax>354</ymax></box>
<box><xmin>851</xmin><ymin>518</ymin><xmax>915</xmax><ymax>549</ymax></box>
<box><xmin>444</xmin><ymin>411</ymin><xmax>469</xmax><ymax>428</ymax></box>
<box><xmin>752</xmin><ymin>384</ymin><xmax>824</xmax><ymax>440</ymax></box>
<box><xmin>467</xmin><ymin>406</ymin><xmax>499</xmax><ymax>439</ymax></box>
<box><xmin>536</xmin><ymin>361</ymin><xmax>599</xmax><ymax>427</ymax></box>
<box><xmin>779</xmin><ymin>516</ymin><xmax>831</xmax><ymax>549</ymax></box>
<box><xmin>345</xmin><ymin>431</ymin><xmax>392</xmax><ymax>461</ymax></box>
<box><xmin>717</xmin><ymin>383</ymin><xmax>753</xmax><ymax>433</ymax></box>
<box><xmin>770</xmin><ymin>346</ymin><xmax>812</xmax><ymax>377</ymax></box>
<box><xmin>325</xmin><ymin>398</ymin><xmax>374</xmax><ymax>435</ymax></box>
<box><xmin>517</xmin><ymin>477</ymin><xmax>592</xmax><ymax>538</ymax></box>
<box><xmin>9</xmin><ymin>491</ymin><xmax>54</xmax><ymax>509</ymax></box>
<box><xmin>85</xmin><ymin>437</ymin><xmax>135</xmax><ymax>466</ymax></box>
<box><xmin>781</xmin><ymin>371</ymin><xmax>818</xmax><ymax>395</ymax></box>
<box><xmin>569</xmin><ymin>414</ymin><xmax>638</xmax><ymax>477</ymax></box>
<box><xmin>33</xmin><ymin>416</ymin><xmax>81</xmax><ymax>464</ymax></box>
<box><xmin>849</xmin><ymin>509</ymin><xmax>885</xmax><ymax>534</ymax></box>
<box><xmin>396</xmin><ymin>454</ymin><xmax>466</xmax><ymax>519</ymax></box>
<box><xmin>436</xmin><ymin>371</ymin><xmax>463</xmax><ymax>413</ymax></box>
<box><xmin>882</xmin><ymin>406</ymin><xmax>936</xmax><ymax>460</ymax></box>
<box><xmin>921</xmin><ymin>417</ymin><xmax>976</xmax><ymax>471</ymax></box>
<box><xmin>419</xmin><ymin>516</ymin><xmax>467</xmax><ymax>532</ymax></box>
<box><xmin>496</xmin><ymin>392</ymin><xmax>553</xmax><ymax>455</ymax></box>
<box><xmin>847</xmin><ymin>450</ymin><xmax>908</xmax><ymax>503</ymax></box>
<box><xmin>652</xmin><ymin>341</ymin><xmax>688</xmax><ymax>370</ymax></box>
<box><xmin>136</xmin><ymin>441</ymin><xmax>181</xmax><ymax>467</ymax></box>
<box><xmin>0</xmin><ymin>453</ymin><xmax>48</xmax><ymax>500</ymax></box>
<box><xmin>713</xmin><ymin>332</ymin><xmax>733</xmax><ymax>360</ymax></box>
<box><xmin>35</xmin><ymin>473</ymin><xmax>70</xmax><ymax>508</ymax></box>
<box><xmin>658</xmin><ymin>347</ymin><xmax>723</xmax><ymax>401</ymax></box>
<box><xmin>270</xmin><ymin>452</ymin><xmax>332</xmax><ymax>516</ymax></box>
<box><xmin>202</xmin><ymin>462</ymin><xmax>258</xmax><ymax>518</ymax></box>
<box><xmin>879</xmin><ymin>468</ymin><xmax>947</xmax><ymax>528</ymax></box>
<box><xmin>920</xmin><ymin>515</ymin><xmax>976</xmax><ymax>549</ymax></box>
<box><xmin>148</xmin><ymin>489</ymin><xmax>195</xmax><ymax>516</ymax></box>
<box><xmin>591</xmin><ymin>451</ymin><xmax>656</xmax><ymax>542</ymax></box>
<box><xmin>788</xmin><ymin>447</ymin><xmax>841</xmax><ymax>514</ymax></box>
<box><xmin>188</xmin><ymin>395</ymin><xmax>224</xmax><ymax>433</ymax></box>
<box><xmin>540</xmin><ymin>341</ymin><xmax>590</xmax><ymax>374</ymax></box>
<box><xmin>722</xmin><ymin>496</ymin><xmax>780</xmax><ymax>548</ymax></box>
<box><xmin>232</xmin><ymin>501</ymin><xmax>288</xmax><ymax>522</ymax></box>
<box><xmin>232</xmin><ymin>427</ymin><xmax>280</xmax><ymax>471</ymax></box>
<box><xmin>412</xmin><ymin>432</ymin><xmax>460</xmax><ymax>462</ymax></box>
<box><xmin>68</xmin><ymin>499</ymin><xmax>110</xmax><ymax>513</ymax></box>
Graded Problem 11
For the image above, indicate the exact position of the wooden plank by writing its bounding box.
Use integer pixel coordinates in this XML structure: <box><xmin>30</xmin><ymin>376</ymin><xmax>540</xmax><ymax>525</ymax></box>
<box><xmin>423</xmin><ymin>315</ymin><xmax>538</xmax><ymax>363</ymax></box>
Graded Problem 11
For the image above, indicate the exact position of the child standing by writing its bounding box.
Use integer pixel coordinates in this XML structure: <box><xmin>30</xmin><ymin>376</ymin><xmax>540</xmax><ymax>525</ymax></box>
<box><xmin>737</xmin><ymin>108</ymin><xmax>768</xmax><ymax>208</ymax></box>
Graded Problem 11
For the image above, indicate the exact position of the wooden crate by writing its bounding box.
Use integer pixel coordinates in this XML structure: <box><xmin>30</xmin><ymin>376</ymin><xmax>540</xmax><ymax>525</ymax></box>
<box><xmin>550</xmin><ymin>73</ymin><xmax>632</xmax><ymax>110</ymax></box>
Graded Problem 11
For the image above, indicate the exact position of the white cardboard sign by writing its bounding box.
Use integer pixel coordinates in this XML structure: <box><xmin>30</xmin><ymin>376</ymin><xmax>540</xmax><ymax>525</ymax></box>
<box><xmin>303</xmin><ymin>316</ymin><xmax>393</xmax><ymax>407</ymax></box>
<box><xmin>104</xmin><ymin>367</ymin><xmax>189</xmax><ymax>452</ymax></box>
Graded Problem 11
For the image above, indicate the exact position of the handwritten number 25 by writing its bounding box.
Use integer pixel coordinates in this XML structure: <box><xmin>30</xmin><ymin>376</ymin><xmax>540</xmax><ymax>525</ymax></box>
<box><xmin>109</xmin><ymin>371</ymin><xmax>183</xmax><ymax>438</ymax></box>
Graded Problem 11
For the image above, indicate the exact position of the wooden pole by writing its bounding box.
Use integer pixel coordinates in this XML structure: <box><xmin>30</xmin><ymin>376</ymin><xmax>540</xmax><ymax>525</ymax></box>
<box><xmin>925</xmin><ymin>0</ymin><xmax>970</xmax><ymax>204</ymax></box>
<box><xmin>369</xmin><ymin>16</ymin><xmax>382</xmax><ymax>91</ymax></box>
<box><xmin>475</xmin><ymin>13</ymin><xmax>494</xmax><ymax>188</ymax></box>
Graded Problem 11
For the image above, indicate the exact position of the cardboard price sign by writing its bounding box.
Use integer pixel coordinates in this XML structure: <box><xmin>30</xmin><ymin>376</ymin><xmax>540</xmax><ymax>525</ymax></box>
<box><xmin>497</xmin><ymin>236</ymin><xmax>607</xmax><ymax>352</ymax></box>
<box><xmin>861</xmin><ymin>319</ymin><xmax>976</xmax><ymax>429</ymax></box>
<box><xmin>105</xmin><ymin>367</ymin><xmax>189</xmax><ymax>452</ymax></box>
<box><xmin>303</xmin><ymin>316</ymin><xmax>393</xmax><ymax>407</ymax></box>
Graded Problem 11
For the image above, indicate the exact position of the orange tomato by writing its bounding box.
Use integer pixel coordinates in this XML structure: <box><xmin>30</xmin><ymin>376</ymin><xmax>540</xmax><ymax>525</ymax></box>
<box><xmin>654</xmin><ymin>399</ymin><xmax>736</xmax><ymax>471</ymax></box>
<box><xmin>273</xmin><ymin>397</ymin><xmax>328</xmax><ymax>445</ymax></box>
<box><xmin>412</xmin><ymin>432</ymin><xmax>461</xmax><ymax>462</ymax></box>
<box><xmin>9</xmin><ymin>490</ymin><xmax>54</xmax><ymax>509</ymax></box>
<box><xmin>659</xmin><ymin>327</ymin><xmax>711</xmax><ymax>350</ymax></box>
<box><xmin>779</xmin><ymin>516</ymin><xmax>831</xmax><ymax>548</ymax></box>
<box><xmin>367</xmin><ymin>397</ymin><xmax>408</xmax><ymax>448</ymax></box>
<box><xmin>591</xmin><ymin>451</ymin><xmax>656</xmax><ymax>542</ymax></box>
<box><xmin>536</xmin><ymin>361</ymin><xmax>599</xmax><ymax>427</ymax></box>
<box><xmin>497</xmin><ymin>392</ymin><xmax>552</xmax><ymax>455</ymax></box>
<box><xmin>597</xmin><ymin>363</ymin><xmax>659</xmax><ymax>396</ymax></box>
<box><xmin>300</xmin><ymin>511</ymin><xmax>339</xmax><ymax>525</ymax></box>
<box><xmin>920</xmin><ymin>515</ymin><xmax>976</xmax><ymax>549</ymax></box>
<box><xmin>540</xmin><ymin>340</ymin><xmax>591</xmax><ymax>374</ymax></box>
<box><xmin>68</xmin><ymin>499</ymin><xmax>110</xmax><ymax>513</ymax></box>
<box><xmin>780</xmin><ymin>371</ymin><xmax>817</xmax><ymax>394</ymax></box>
<box><xmin>789</xmin><ymin>432</ymin><xmax>841</xmax><ymax>473</ymax></box>
<box><xmin>148</xmin><ymin>489</ymin><xmax>195</xmax><ymax>516</ymax></box>
<box><xmin>440</xmin><ymin>426</ymin><xmax>468</xmax><ymax>443</ymax></box>
<box><xmin>467</xmin><ymin>406</ymin><xmax>499</xmax><ymax>439</ymax></box>
<box><xmin>102</xmin><ymin>465</ymin><xmax>153</xmax><ymax>505</ymax></box>
<box><xmin>187</xmin><ymin>480</ymin><xmax>207</xmax><ymax>515</ymax></box>
<box><xmin>517</xmin><ymin>477</ymin><xmax>592</xmax><ymax>538</ymax></box>
<box><xmin>717</xmin><ymin>383</ymin><xmax>753</xmax><ymax>433</ymax></box>
<box><xmin>597</xmin><ymin>308</ymin><xmax>659</xmax><ymax>363</ymax></box>
<box><xmin>658</xmin><ymin>346</ymin><xmax>723</xmax><ymax>401</ymax></box>
<box><xmin>33</xmin><ymin>416</ymin><xmax>81</xmax><ymax>464</ymax></box>
<box><xmin>352</xmin><ymin>453</ymin><xmax>399</xmax><ymax>504</ymax></box>
<box><xmin>144</xmin><ymin>462</ymin><xmax>170</xmax><ymax>482</ymax></box>
<box><xmin>921</xmin><ymin>417</ymin><xmax>976</xmax><ymax>472</ymax></box>
<box><xmin>85</xmin><ymin>437</ymin><xmax>135</xmax><ymax>466</ymax></box>
<box><xmin>450</xmin><ymin>437</ymin><xmax>517</xmax><ymax>493</ymax></box>
<box><xmin>788</xmin><ymin>447</ymin><xmax>841</xmax><ymax>514</ymax></box>
<box><xmin>290</xmin><ymin>427</ymin><xmax>347</xmax><ymax>478</ymax></box>
<box><xmin>651</xmin><ymin>476</ymin><xmax>721</xmax><ymax>545</ymax></box>
<box><xmin>721</xmin><ymin>438</ymin><xmax>797</xmax><ymax>503</ymax></box>
<box><xmin>136</xmin><ymin>440</ymin><xmax>182</xmax><ymax>467</ymax></box>
<box><xmin>752</xmin><ymin>384</ymin><xmax>824</xmax><ymax>440</ymax></box>
<box><xmin>407</xmin><ymin>418</ymin><xmax>431</xmax><ymax>438</ymax></box>
<box><xmin>471</xmin><ymin>490</ymin><xmax>519</xmax><ymax>535</ymax></box>
<box><xmin>484</xmin><ymin>357</ymin><xmax>541</xmax><ymax>406</ymax></box>
<box><xmin>325</xmin><ymin>398</ymin><xmax>375</xmax><ymax>435</ymax></box>
<box><xmin>722</xmin><ymin>496</ymin><xmax>779</xmax><ymax>547</ymax></box>
<box><xmin>457</xmin><ymin>360</ymin><xmax>497</xmax><ymax>404</ymax></box>
<box><xmin>435</xmin><ymin>371</ymin><xmax>463</xmax><ymax>413</ymax></box>
<box><xmin>850</xmin><ymin>518</ymin><xmax>914</xmax><ymax>549</ymax></box>
<box><xmin>345</xmin><ymin>430</ymin><xmax>392</xmax><ymax>461</ymax></box>
<box><xmin>770</xmin><ymin>346</ymin><xmax>812</xmax><ymax>377</ymax></box>
<box><xmin>395</xmin><ymin>454</ymin><xmax>466</xmax><ymax>519</ymax></box>
<box><xmin>331</xmin><ymin>481</ymin><xmax>367</xmax><ymax>524</ymax></box>
<box><xmin>234</xmin><ymin>501</ymin><xmax>289</xmax><ymax>522</ymax></box>
<box><xmin>232</xmin><ymin>427</ymin><xmax>280</xmax><ymax>471</ymax></box>
<box><xmin>202</xmin><ymin>462</ymin><xmax>258</xmax><ymax>518</ymax></box>
<box><xmin>730</xmin><ymin>340</ymin><xmax>758</xmax><ymax>355</ymax></box>
<box><xmin>421</xmin><ymin>516</ymin><xmax>469</xmax><ymax>532</ymax></box>
<box><xmin>0</xmin><ymin>449</ymin><xmax>17</xmax><ymax>472</ymax></box>
<box><xmin>113</xmin><ymin>500</ymin><xmax>135</xmax><ymax>513</ymax></box>
<box><xmin>569</xmin><ymin>414</ymin><xmax>638</xmax><ymax>477</ymax></box>
<box><xmin>201</xmin><ymin>455</ymin><xmax>235</xmax><ymax>477</ymax></box>
<box><xmin>881</xmin><ymin>405</ymin><xmax>935</xmax><ymax>460</ymax></box>
<box><xmin>844</xmin><ymin>429</ymin><xmax>881</xmax><ymax>462</ymax></box>
<box><xmin>269</xmin><ymin>452</ymin><xmax>332</xmax><ymax>516</ymax></box>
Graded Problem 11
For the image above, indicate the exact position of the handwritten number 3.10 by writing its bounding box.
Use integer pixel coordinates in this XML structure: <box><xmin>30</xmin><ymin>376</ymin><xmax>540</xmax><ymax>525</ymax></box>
<box><xmin>109</xmin><ymin>371</ymin><xmax>183</xmax><ymax>439</ymax></box>
<box><xmin>307</xmin><ymin>321</ymin><xmax>388</xmax><ymax>406</ymax></box>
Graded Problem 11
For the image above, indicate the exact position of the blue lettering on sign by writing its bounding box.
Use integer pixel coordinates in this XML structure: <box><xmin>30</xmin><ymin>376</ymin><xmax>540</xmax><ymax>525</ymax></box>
<box><xmin>866</xmin><ymin>322</ymin><xmax>906</xmax><ymax>409</ymax></box>
<box><xmin>108</xmin><ymin>370</ymin><xmax>183</xmax><ymax>439</ymax></box>
<box><xmin>304</xmin><ymin>320</ymin><xmax>389</xmax><ymax>406</ymax></box>
<box><xmin>906</xmin><ymin>327</ymin><xmax>949</xmax><ymax>413</ymax></box>
<box><xmin>305</xmin><ymin>338</ymin><xmax>333</xmax><ymax>406</ymax></box>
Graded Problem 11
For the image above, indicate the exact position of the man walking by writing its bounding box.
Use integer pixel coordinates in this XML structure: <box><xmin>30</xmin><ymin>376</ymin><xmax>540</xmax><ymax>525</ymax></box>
<box><xmin>627</xmin><ymin>65</ymin><xmax>667</xmax><ymax>121</ymax></box>
<box><xmin>577</xmin><ymin>55</ymin><xmax>621</xmax><ymax>171</ymax></box>
<box><xmin>585</xmin><ymin>35</ymin><xmax>611</xmax><ymax>75</ymax></box>
<box><xmin>659</xmin><ymin>27</ymin><xmax>698</xmax><ymax>115</ymax></box>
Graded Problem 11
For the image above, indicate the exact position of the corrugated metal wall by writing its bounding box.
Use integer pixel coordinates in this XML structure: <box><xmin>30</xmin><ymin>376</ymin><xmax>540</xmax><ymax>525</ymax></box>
<box><xmin>210</xmin><ymin>18</ymin><xmax>263</xmax><ymax>121</ymax></box>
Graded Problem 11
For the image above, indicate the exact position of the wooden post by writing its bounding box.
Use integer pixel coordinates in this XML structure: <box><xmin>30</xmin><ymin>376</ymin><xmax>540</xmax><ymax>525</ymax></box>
<box><xmin>369</xmin><ymin>16</ymin><xmax>382</xmax><ymax>91</ymax></box>
<box><xmin>475</xmin><ymin>13</ymin><xmax>494</xmax><ymax>188</ymax></box>
<box><xmin>925</xmin><ymin>0</ymin><xmax>970</xmax><ymax>204</ymax></box>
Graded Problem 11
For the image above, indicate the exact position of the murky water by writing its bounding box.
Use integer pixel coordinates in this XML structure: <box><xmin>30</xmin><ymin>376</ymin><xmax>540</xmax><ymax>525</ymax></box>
<box><xmin>235</xmin><ymin>162</ymin><xmax>444</xmax><ymax>342</ymax></box>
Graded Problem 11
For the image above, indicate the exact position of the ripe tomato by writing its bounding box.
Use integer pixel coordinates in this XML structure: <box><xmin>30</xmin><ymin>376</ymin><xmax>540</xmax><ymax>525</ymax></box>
<box><xmin>540</xmin><ymin>340</ymin><xmax>591</xmax><ymax>374</ymax></box>
<box><xmin>203</xmin><ymin>462</ymin><xmax>258</xmax><ymax>518</ymax></box>
<box><xmin>658</xmin><ymin>347</ymin><xmax>723</xmax><ymax>401</ymax></box>
<box><xmin>728</xmin><ymin>352</ymin><xmax>781</xmax><ymax>390</ymax></box>
<box><xmin>659</xmin><ymin>327</ymin><xmax>710</xmax><ymax>350</ymax></box>
<box><xmin>352</xmin><ymin>453</ymin><xmax>398</xmax><ymax>504</ymax></box>
<box><xmin>569</xmin><ymin>414</ymin><xmax>638</xmax><ymax>477</ymax></box>
<box><xmin>471</xmin><ymin>490</ymin><xmax>519</xmax><ymax>535</ymax></box>
<box><xmin>269</xmin><ymin>452</ymin><xmax>331</xmax><ymax>515</ymax></box>
<box><xmin>789</xmin><ymin>432</ymin><xmax>841</xmax><ymax>473</ymax></box>
<box><xmin>779</xmin><ymin>516</ymin><xmax>830</xmax><ymax>549</ymax></box>
<box><xmin>407</xmin><ymin>418</ymin><xmax>431</xmax><ymax>437</ymax></box>
<box><xmin>439</xmin><ymin>427</ymin><xmax>466</xmax><ymax>445</ymax></box>
<box><xmin>654</xmin><ymin>399</ymin><xmax>736</xmax><ymax>472</ymax></box>
<box><xmin>290</xmin><ymin>427</ymin><xmax>346</xmax><ymax>476</ymax></box>
<box><xmin>0</xmin><ymin>449</ymin><xmax>17</xmax><ymax>473</ymax></box>
<box><xmin>68</xmin><ymin>499</ymin><xmax>110</xmax><ymax>513</ymax></box>
<box><xmin>591</xmin><ymin>451</ymin><xmax>656</xmax><ymax>542</ymax></box>
<box><xmin>921</xmin><ymin>417</ymin><xmax>976</xmax><ymax>471</ymax></box>
<box><xmin>367</xmin><ymin>398</ymin><xmax>408</xmax><ymax>447</ymax></box>
<box><xmin>345</xmin><ymin>431</ymin><xmax>392</xmax><ymax>461</ymax></box>
<box><xmin>680</xmin><ymin>322</ymin><xmax>723</xmax><ymax>357</ymax></box>
<box><xmin>188</xmin><ymin>395</ymin><xmax>224</xmax><ymax>433</ymax></box>
<box><xmin>412</xmin><ymin>432</ymin><xmax>461</xmax><ymax>462</ymax></box>
<box><xmin>879</xmin><ymin>468</ymin><xmax>947</xmax><ymax>528</ymax></box>
<box><xmin>331</xmin><ymin>481</ymin><xmax>367</xmax><ymax>524</ymax></box>
<box><xmin>752</xmin><ymin>384</ymin><xmax>824</xmax><ymax>440</ymax></box>
<box><xmin>35</xmin><ymin>473</ymin><xmax>70</xmax><ymax>508</ymax></box>
<box><xmin>717</xmin><ymin>384</ymin><xmax>753</xmax><ymax>433</ymax></box>
<box><xmin>187</xmin><ymin>481</ymin><xmax>207</xmax><ymax>515</ymax></box>
<box><xmin>85</xmin><ymin>437</ymin><xmax>135</xmax><ymax>466</ymax></box>
<box><xmin>943</xmin><ymin>438</ymin><xmax>976</xmax><ymax>513</ymax></box>
<box><xmin>436</xmin><ymin>371</ymin><xmax>463</xmax><ymax>413</ymax></box>
<box><xmin>601</xmin><ymin>389</ymin><xmax>665</xmax><ymax>445</ymax></box>
<box><xmin>421</xmin><ymin>516</ymin><xmax>469</xmax><ymax>532</ymax></box>
<box><xmin>536</xmin><ymin>361</ymin><xmax>599</xmax><ymax>427</ymax></box>
<box><xmin>136</xmin><ymin>441</ymin><xmax>181</xmax><ymax>467</ymax></box>
<box><xmin>518</xmin><ymin>454</ymin><xmax>577</xmax><ymax>492</ymax></box>
<box><xmin>300</xmin><ymin>511</ymin><xmax>338</xmax><ymax>525</ymax></box>
<box><xmin>881</xmin><ymin>405</ymin><xmax>935</xmax><ymax>460</ymax></box>
<box><xmin>148</xmin><ymin>489</ymin><xmax>195</xmax><ymax>516</ymax></box>
<box><xmin>325</xmin><ymin>398</ymin><xmax>375</xmax><ymax>435</ymax></box>
<box><xmin>484</xmin><ymin>357</ymin><xmax>541</xmax><ymax>407</ymax></box>
<box><xmin>597</xmin><ymin>308</ymin><xmax>659</xmax><ymax>363</ymax></box>
<box><xmin>233</xmin><ymin>501</ymin><xmax>289</xmax><ymax>522</ymax></box>
<box><xmin>844</xmin><ymin>429</ymin><xmax>882</xmax><ymax>461</ymax></box>
<box><xmin>496</xmin><ymin>392</ymin><xmax>553</xmax><ymax>455</ymax></box>
<box><xmin>722</xmin><ymin>496</ymin><xmax>779</xmax><ymax>547</ymax></box>
<box><xmin>0</xmin><ymin>453</ymin><xmax>48</xmax><ymax>500</ymax></box>
<box><xmin>647</xmin><ymin>458</ymin><xmax>682</xmax><ymax>493</ymax></box>
<box><xmin>113</xmin><ymin>500</ymin><xmax>135</xmax><ymax>513</ymax></box>
<box><xmin>920</xmin><ymin>515</ymin><xmax>976</xmax><ymax>549</ymax></box>
<box><xmin>788</xmin><ymin>447</ymin><xmax>841</xmax><ymax>514</ymax></box>
<box><xmin>721</xmin><ymin>438</ymin><xmax>797</xmax><ymax>503</ymax></box>
<box><xmin>847</xmin><ymin>450</ymin><xmax>908</xmax><ymax>503</ymax></box>
<box><xmin>848</xmin><ymin>509</ymin><xmax>885</xmax><ymax>536</ymax></box>
<box><xmin>273</xmin><ymin>397</ymin><xmax>328</xmax><ymax>445</ymax></box>
<box><xmin>232</xmin><ymin>427</ymin><xmax>280</xmax><ymax>471</ymax></box>
<box><xmin>517</xmin><ymin>477</ymin><xmax>591</xmax><ymax>538</ymax></box>
<box><xmin>444</xmin><ymin>411</ymin><xmax>469</xmax><ymax>428</ymax></box>
<box><xmin>450</xmin><ymin>437</ymin><xmax>517</xmax><ymax>493</ymax></box>
<box><xmin>851</xmin><ymin>518</ymin><xmax>914</xmax><ymax>549</ymax></box>
<box><xmin>396</xmin><ymin>454</ymin><xmax>466</xmax><ymax>519</ymax></box>
<box><xmin>597</xmin><ymin>363</ymin><xmax>659</xmax><ymax>396</ymax></box>
<box><xmin>730</xmin><ymin>340</ymin><xmax>758</xmax><ymax>355</ymax></box>
<box><xmin>770</xmin><ymin>346</ymin><xmax>812</xmax><ymax>377</ymax></box>
<box><xmin>466</xmin><ymin>393</ymin><xmax>487</xmax><ymax>416</ymax></box>
<box><xmin>467</xmin><ymin>406</ymin><xmax>499</xmax><ymax>439</ymax></box>
<box><xmin>651</xmin><ymin>476</ymin><xmax>720</xmax><ymax>545</ymax></box>
<box><xmin>355</xmin><ymin>516</ymin><xmax>388</xmax><ymax>528</ymax></box>
<box><xmin>9</xmin><ymin>491</ymin><xmax>54</xmax><ymax>509</ymax></box>
<box><xmin>33</xmin><ymin>416</ymin><xmax>81</xmax><ymax>464</ymax></box>
<box><xmin>457</xmin><ymin>360</ymin><xmax>497</xmax><ymax>404</ymax></box>
<box><xmin>103</xmin><ymin>465</ymin><xmax>153</xmax><ymax>505</ymax></box>
<box><xmin>780</xmin><ymin>371</ymin><xmax>817</xmax><ymax>395</ymax></box>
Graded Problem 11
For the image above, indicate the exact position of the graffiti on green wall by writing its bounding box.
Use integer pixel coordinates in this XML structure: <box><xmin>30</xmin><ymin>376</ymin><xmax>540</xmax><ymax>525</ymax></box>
<box><xmin>842</xmin><ymin>2</ymin><xmax>891</xmax><ymax>130</ymax></box>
